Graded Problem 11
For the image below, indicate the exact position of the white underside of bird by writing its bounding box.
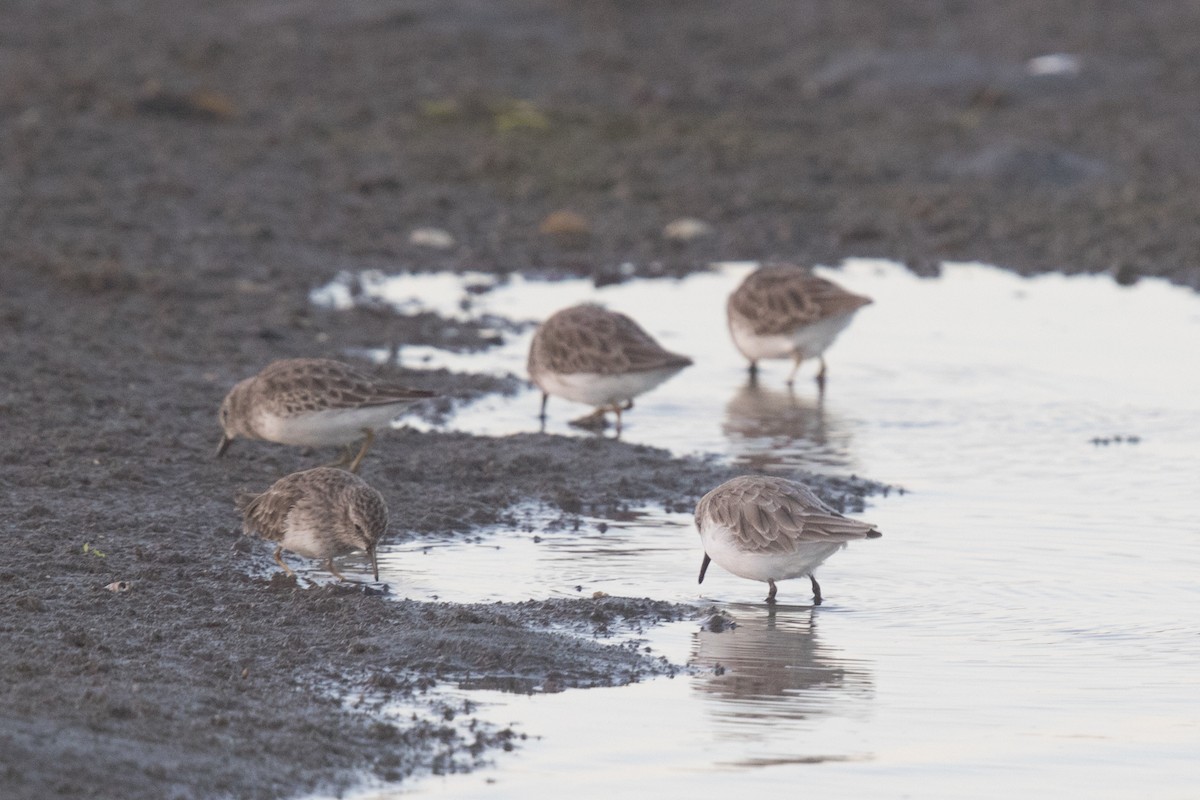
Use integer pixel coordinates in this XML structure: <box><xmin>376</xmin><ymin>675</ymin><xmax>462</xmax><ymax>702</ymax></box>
<box><xmin>699</xmin><ymin>522</ymin><xmax>846</xmax><ymax>582</ymax></box>
<box><xmin>729</xmin><ymin>313</ymin><xmax>857</xmax><ymax>362</ymax></box>
<box><xmin>272</xmin><ymin>518</ymin><xmax>333</xmax><ymax>560</ymax></box>
<box><xmin>254</xmin><ymin>405</ymin><xmax>407</xmax><ymax>446</ymax></box>
<box><xmin>534</xmin><ymin>366</ymin><xmax>686</xmax><ymax>408</ymax></box>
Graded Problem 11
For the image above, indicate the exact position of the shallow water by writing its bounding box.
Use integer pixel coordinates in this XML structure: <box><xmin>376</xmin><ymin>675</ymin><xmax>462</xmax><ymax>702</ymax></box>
<box><xmin>317</xmin><ymin>261</ymin><xmax>1200</xmax><ymax>797</ymax></box>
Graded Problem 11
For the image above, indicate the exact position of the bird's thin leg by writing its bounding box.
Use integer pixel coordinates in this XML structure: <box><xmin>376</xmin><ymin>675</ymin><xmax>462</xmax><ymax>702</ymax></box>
<box><xmin>538</xmin><ymin>392</ymin><xmax>549</xmax><ymax>420</ymax></box>
<box><xmin>815</xmin><ymin>356</ymin><xmax>828</xmax><ymax>394</ymax></box>
<box><xmin>273</xmin><ymin>546</ymin><xmax>296</xmax><ymax>578</ymax></box>
<box><xmin>809</xmin><ymin>573</ymin><xmax>823</xmax><ymax>606</ymax></box>
<box><xmin>786</xmin><ymin>352</ymin><xmax>805</xmax><ymax>387</ymax></box>
<box><xmin>326</xmin><ymin>558</ymin><xmax>349</xmax><ymax>582</ymax></box>
<box><xmin>766</xmin><ymin>579</ymin><xmax>778</xmax><ymax>605</ymax></box>
<box><xmin>347</xmin><ymin>429</ymin><xmax>375</xmax><ymax>474</ymax></box>
<box><xmin>614</xmin><ymin>405</ymin><xmax>623</xmax><ymax>437</ymax></box>
<box><xmin>748</xmin><ymin>360</ymin><xmax>758</xmax><ymax>380</ymax></box>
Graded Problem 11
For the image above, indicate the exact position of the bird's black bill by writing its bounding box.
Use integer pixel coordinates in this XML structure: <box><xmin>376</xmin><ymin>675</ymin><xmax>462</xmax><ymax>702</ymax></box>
<box><xmin>698</xmin><ymin>553</ymin><xmax>711</xmax><ymax>584</ymax></box>
<box><xmin>215</xmin><ymin>435</ymin><xmax>232</xmax><ymax>458</ymax></box>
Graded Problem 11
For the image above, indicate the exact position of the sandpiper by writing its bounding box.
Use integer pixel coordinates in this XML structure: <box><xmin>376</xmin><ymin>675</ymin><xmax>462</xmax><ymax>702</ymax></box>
<box><xmin>236</xmin><ymin>466</ymin><xmax>388</xmax><ymax>581</ymax></box>
<box><xmin>216</xmin><ymin>358</ymin><xmax>434</xmax><ymax>472</ymax></box>
<box><xmin>696</xmin><ymin>474</ymin><xmax>881</xmax><ymax>605</ymax></box>
<box><xmin>727</xmin><ymin>264</ymin><xmax>872</xmax><ymax>389</ymax></box>
<box><xmin>527</xmin><ymin>303</ymin><xmax>692</xmax><ymax>434</ymax></box>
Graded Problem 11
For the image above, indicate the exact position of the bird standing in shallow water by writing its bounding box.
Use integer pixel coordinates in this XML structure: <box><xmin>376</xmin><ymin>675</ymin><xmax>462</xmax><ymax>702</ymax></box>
<box><xmin>726</xmin><ymin>264</ymin><xmax>872</xmax><ymax>390</ymax></box>
<box><xmin>696</xmin><ymin>474</ymin><xmax>881</xmax><ymax>605</ymax></box>
<box><xmin>236</xmin><ymin>466</ymin><xmax>388</xmax><ymax>582</ymax></box>
<box><xmin>216</xmin><ymin>358</ymin><xmax>434</xmax><ymax>472</ymax></box>
<box><xmin>527</xmin><ymin>303</ymin><xmax>692</xmax><ymax>434</ymax></box>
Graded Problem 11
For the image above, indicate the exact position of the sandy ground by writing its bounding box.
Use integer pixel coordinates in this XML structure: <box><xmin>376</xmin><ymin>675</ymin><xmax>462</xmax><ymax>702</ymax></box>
<box><xmin>3</xmin><ymin>1</ymin><xmax>1198</xmax><ymax>798</ymax></box>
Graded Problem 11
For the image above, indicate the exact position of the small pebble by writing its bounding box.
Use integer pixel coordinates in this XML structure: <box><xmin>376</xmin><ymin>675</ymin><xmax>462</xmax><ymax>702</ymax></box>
<box><xmin>409</xmin><ymin>227</ymin><xmax>456</xmax><ymax>250</ymax></box>
<box><xmin>662</xmin><ymin>217</ymin><xmax>713</xmax><ymax>242</ymax></box>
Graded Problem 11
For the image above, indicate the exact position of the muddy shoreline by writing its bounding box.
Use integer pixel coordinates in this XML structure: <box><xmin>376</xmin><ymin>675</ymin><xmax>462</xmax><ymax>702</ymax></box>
<box><xmin>3</xmin><ymin>2</ymin><xmax>1198</xmax><ymax>798</ymax></box>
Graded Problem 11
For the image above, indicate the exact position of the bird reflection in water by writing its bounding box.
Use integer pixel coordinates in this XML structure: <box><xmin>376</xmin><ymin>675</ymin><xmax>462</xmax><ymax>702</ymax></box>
<box><xmin>721</xmin><ymin>379</ymin><xmax>854</xmax><ymax>473</ymax></box>
<box><xmin>690</xmin><ymin>607</ymin><xmax>873</xmax><ymax>762</ymax></box>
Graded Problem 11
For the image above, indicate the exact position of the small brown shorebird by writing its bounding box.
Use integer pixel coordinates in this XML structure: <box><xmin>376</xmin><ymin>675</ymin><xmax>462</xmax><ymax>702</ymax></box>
<box><xmin>527</xmin><ymin>304</ymin><xmax>692</xmax><ymax>434</ymax></box>
<box><xmin>696</xmin><ymin>474</ymin><xmax>881</xmax><ymax>605</ymax></box>
<box><xmin>216</xmin><ymin>358</ymin><xmax>433</xmax><ymax>472</ymax></box>
<box><xmin>236</xmin><ymin>466</ymin><xmax>388</xmax><ymax>581</ymax></box>
<box><xmin>727</xmin><ymin>264</ymin><xmax>872</xmax><ymax>390</ymax></box>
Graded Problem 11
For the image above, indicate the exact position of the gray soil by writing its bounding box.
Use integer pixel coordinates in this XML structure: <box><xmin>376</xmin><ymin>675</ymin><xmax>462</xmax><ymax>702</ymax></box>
<box><xmin>2</xmin><ymin>1</ymin><xmax>1196</xmax><ymax>798</ymax></box>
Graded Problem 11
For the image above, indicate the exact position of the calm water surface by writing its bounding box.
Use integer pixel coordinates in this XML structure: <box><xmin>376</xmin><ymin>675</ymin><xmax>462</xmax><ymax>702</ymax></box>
<box><xmin>314</xmin><ymin>261</ymin><xmax>1200</xmax><ymax>798</ymax></box>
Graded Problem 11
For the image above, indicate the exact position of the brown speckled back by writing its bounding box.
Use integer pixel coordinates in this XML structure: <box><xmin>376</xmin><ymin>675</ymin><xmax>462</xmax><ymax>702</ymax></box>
<box><xmin>250</xmin><ymin>358</ymin><xmax>434</xmax><ymax>416</ymax></box>
<box><xmin>727</xmin><ymin>265</ymin><xmax>872</xmax><ymax>336</ymax></box>
<box><xmin>528</xmin><ymin>304</ymin><xmax>693</xmax><ymax>377</ymax></box>
<box><xmin>237</xmin><ymin>466</ymin><xmax>388</xmax><ymax>550</ymax></box>
<box><xmin>695</xmin><ymin>475</ymin><xmax>881</xmax><ymax>554</ymax></box>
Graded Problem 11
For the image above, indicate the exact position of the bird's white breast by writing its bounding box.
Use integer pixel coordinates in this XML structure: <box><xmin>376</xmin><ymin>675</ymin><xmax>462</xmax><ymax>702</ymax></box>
<box><xmin>276</xmin><ymin>519</ymin><xmax>331</xmax><ymax>560</ymax></box>
<box><xmin>255</xmin><ymin>405</ymin><xmax>404</xmax><ymax>446</ymax></box>
<box><xmin>729</xmin><ymin>313</ymin><xmax>857</xmax><ymax>362</ymax></box>
<box><xmin>700</xmin><ymin>522</ymin><xmax>845</xmax><ymax>583</ymax></box>
<box><xmin>535</xmin><ymin>366</ymin><xmax>684</xmax><ymax>408</ymax></box>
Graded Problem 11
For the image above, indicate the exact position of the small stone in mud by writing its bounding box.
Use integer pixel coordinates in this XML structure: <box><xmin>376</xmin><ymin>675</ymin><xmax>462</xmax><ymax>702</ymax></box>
<box><xmin>15</xmin><ymin>596</ymin><xmax>45</xmax><ymax>612</ymax></box>
<box><xmin>704</xmin><ymin>613</ymin><xmax>734</xmax><ymax>633</ymax></box>
<box><xmin>409</xmin><ymin>227</ymin><xmax>456</xmax><ymax>250</ymax></box>
<box><xmin>538</xmin><ymin>210</ymin><xmax>591</xmax><ymax>248</ymax></box>
<box><xmin>135</xmin><ymin>81</ymin><xmax>236</xmax><ymax>121</ymax></box>
<box><xmin>267</xmin><ymin>572</ymin><xmax>298</xmax><ymax>591</ymax></box>
<box><xmin>367</xmin><ymin>672</ymin><xmax>400</xmax><ymax>690</ymax></box>
<box><xmin>662</xmin><ymin>217</ymin><xmax>713</xmax><ymax>243</ymax></box>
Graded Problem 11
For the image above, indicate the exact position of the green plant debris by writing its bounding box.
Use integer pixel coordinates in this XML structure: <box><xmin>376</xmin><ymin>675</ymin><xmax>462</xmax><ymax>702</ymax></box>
<box><xmin>494</xmin><ymin>100</ymin><xmax>550</xmax><ymax>133</ymax></box>
<box><xmin>420</xmin><ymin>98</ymin><xmax>462</xmax><ymax>121</ymax></box>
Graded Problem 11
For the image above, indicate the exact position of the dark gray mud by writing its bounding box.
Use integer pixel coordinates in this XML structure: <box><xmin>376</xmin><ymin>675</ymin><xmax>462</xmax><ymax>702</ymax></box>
<box><xmin>2</xmin><ymin>1</ymin><xmax>1196</xmax><ymax>798</ymax></box>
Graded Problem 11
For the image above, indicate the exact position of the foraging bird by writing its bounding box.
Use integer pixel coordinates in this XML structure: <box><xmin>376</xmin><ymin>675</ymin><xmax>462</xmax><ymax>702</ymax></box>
<box><xmin>527</xmin><ymin>304</ymin><xmax>692</xmax><ymax>434</ymax></box>
<box><xmin>236</xmin><ymin>466</ymin><xmax>388</xmax><ymax>582</ymax></box>
<box><xmin>216</xmin><ymin>358</ymin><xmax>433</xmax><ymax>472</ymax></box>
<box><xmin>727</xmin><ymin>264</ymin><xmax>871</xmax><ymax>389</ymax></box>
<box><xmin>696</xmin><ymin>474</ymin><xmax>881</xmax><ymax>605</ymax></box>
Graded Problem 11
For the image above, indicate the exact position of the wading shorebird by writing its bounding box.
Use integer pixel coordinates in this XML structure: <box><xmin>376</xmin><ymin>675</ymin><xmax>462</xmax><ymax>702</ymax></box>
<box><xmin>727</xmin><ymin>264</ymin><xmax>872</xmax><ymax>390</ymax></box>
<box><xmin>527</xmin><ymin>303</ymin><xmax>692</xmax><ymax>434</ymax></box>
<box><xmin>216</xmin><ymin>358</ymin><xmax>434</xmax><ymax>472</ymax></box>
<box><xmin>236</xmin><ymin>466</ymin><xmax>388</xmax><ymax>582</ymax></box>
<box><xmin>696</xmin><ymin>474</ymin><xmax>881</xmax><ymax>605</ymax></box>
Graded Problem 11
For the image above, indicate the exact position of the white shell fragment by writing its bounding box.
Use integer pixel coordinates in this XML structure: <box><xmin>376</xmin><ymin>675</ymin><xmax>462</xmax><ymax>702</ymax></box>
<box><xmin>662</xmin><ymin>217</ymin><xmax>714</xmax><ymax>242</ymax></box>
<box><xmin>1025</xmin><ymin>53</ymin><xmax>1081</xmax><ymax>77</ymax></box>
<box><xmin>105</xmin><ymin>581</ymin><xmax>131</xmax><ymax>593</ymax></box>
<box><xmin>409</xmin><ymin>227</ymin><xmax>457</xmax><ymax>250</ymax></box>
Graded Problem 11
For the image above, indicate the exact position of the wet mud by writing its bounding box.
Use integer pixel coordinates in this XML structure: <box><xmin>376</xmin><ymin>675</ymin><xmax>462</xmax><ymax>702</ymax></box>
<box><xmin>3</xmin><ymin>1</ymin><xmax>1197</xmax><ymax>798</ymax></box>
